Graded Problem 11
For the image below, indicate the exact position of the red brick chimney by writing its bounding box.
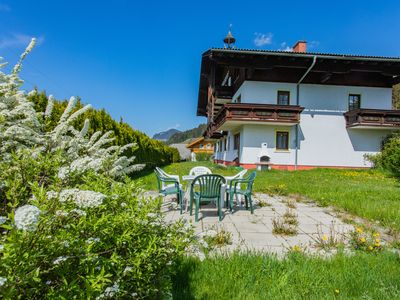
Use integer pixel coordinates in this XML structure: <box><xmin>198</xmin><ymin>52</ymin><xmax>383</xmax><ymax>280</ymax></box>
<box><xmin>292</xmin><ymin>41</ymin><xmax>307</xmax><ymax>53</ymax></box>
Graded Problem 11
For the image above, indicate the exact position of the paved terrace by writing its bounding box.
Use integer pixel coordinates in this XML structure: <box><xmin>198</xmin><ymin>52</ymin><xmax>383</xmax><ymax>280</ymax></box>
<box><xmin>158</xmin><ymin>193</ymin><xmax>355</xmax><ymax>256</ymax></box>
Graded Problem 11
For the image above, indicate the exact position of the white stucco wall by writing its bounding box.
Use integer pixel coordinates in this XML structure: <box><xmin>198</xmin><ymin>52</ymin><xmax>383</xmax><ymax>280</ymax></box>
<box><xmin>214</xmin><ymin>132</ymin><xmax>239</xmax><ymax>162</ymax></box>
<box><xmin>220</xmin><ymin>81</ymin><xmax>394</xmax><ymax>167</ymax></box>
<box><xmin>240</xmin><ymin>125</ymin><xmax>296</xmax><ymax>165</ymax></box>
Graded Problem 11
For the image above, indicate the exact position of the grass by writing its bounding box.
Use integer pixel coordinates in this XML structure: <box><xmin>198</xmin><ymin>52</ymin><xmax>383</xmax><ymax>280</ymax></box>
<box><xmin>283</xmin><ymin>209</ymin><xmax>299</xmax><ymax>226</ymax></box>
<box><xmin>172</xmin><ymin>251</ymin><xmax>400</xmax><ymax>299</ymax></box>
<box><xmin>272</xmin><ymin>216</ymin><xmax>298</xmax><ymax>235</ymax></box>
<box><xmin>136</xmin><ymin>161</ymin><xmax>400</xmax><ymax>232</ymax></box>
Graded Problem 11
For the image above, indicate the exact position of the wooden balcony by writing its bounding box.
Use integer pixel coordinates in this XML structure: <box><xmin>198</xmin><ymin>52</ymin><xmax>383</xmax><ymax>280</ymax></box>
<box><xmin>344</xmin><ymin>108</ymin><xmax>400</xmax><ymax>129</ymax></box>
<box><xmin>206</xmin><ymin>103</ymin><xmax>304</xmax><ymax>137</ymax></box>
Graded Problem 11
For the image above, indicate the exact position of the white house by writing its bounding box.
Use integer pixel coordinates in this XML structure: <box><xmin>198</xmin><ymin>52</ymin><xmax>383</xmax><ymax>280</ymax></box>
<box><xmin>197</xmin><ymin>39</ymin><xmax>400</xmax><ymax>170</ymax></box>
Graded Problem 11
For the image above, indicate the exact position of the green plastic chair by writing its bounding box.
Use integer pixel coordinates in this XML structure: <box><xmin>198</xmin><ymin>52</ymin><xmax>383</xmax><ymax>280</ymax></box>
<box><xmin>189</xmin><ymin>174</ymin><xmax>226</xmax><ymax>222</ymax></box>
<box><xmin>155</xmin><ymin>169</ymin><xmax>183</xmax><ymax>214</ymax></box>
<box><xmin>226</xmin><ymin>172</ymin><xmax>257</xmax><ymax>214</ymax></box>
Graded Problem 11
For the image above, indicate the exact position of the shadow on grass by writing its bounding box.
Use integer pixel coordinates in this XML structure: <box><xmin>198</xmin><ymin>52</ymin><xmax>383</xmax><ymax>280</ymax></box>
<box><xmin>171</xmin><ymin>258</ymin><xmax>198</xmax><ymax>300</ymax></box>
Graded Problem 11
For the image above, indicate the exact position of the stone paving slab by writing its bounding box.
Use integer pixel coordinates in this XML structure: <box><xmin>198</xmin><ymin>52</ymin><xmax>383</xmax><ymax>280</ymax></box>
<box><xmin>159</xmin><ymin>192</ymin><xmax>356</xmax><ymax>256</ymax></box>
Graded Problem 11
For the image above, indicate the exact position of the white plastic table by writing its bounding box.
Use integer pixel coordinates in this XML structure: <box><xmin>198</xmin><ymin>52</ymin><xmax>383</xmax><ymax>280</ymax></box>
<box><xmin>182</xmin><ymin>175</ymin><xmax>226</xmax><ymax>213</ymax></box>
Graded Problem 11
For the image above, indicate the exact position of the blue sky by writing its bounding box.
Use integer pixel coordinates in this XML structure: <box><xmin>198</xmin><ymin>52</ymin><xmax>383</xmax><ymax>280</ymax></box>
<box><xmin>1</xmin><ymin>1</ymin><xmax>399</xmax><ymax>136</ymax></box>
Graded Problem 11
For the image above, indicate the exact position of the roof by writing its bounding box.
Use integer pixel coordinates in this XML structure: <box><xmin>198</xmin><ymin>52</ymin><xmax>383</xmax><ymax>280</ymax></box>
<box><xmin>169</xmin><ymin>144</ymin><xmax>191</xmax><ymax>160</ymax></box>
<box><xmin>206</xmin><ymin>47</ymin><xmax>400</xmax><ymax>61</ymax></box>
<box><xmin>197</xmin><ymin>48</ymin><xmax>400</xmax><ymax>116</ymax></box>
<box><xmin>186</xmin><ymin>136</ymin><xmax>213</xmax><ymax>148</ymax></box>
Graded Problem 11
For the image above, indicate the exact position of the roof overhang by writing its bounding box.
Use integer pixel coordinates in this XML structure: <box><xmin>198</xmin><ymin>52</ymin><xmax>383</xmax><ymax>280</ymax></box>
<box><xmin>197</xmin><ymin>48</ymin><xmax>400</xmax><ymax>117</ymax></box>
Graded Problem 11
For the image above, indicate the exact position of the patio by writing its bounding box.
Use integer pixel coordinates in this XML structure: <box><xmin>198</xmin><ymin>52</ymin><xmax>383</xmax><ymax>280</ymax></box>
<box><xmin>159</xmin><ymin>192</ymin><xmax>354</xmax><ymax>256</ymax></box>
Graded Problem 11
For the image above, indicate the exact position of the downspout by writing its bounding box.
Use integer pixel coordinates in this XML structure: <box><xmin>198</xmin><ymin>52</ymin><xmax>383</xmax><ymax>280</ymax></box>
<box><xmin>295</xmin><ymin>55</ymin><xmax>317</xmax><ymax>170</ymax></box>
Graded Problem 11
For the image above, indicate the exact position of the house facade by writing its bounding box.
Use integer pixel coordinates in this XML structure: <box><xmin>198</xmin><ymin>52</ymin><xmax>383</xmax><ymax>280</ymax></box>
<box><xmin>186</xmin><ymin>137</ymin><xmax>214</xmax><ymax>155</ymax></box>
<box><xmin>197</xmin><ymin>41</ymin><xmax>400</xmax><ymax>169</ymax></box>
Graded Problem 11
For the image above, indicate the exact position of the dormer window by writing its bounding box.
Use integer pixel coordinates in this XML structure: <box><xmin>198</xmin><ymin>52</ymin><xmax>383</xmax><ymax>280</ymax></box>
<box><xmin>277</xmin><ymin>91</ymin><xmax>290</xmax><ymax>105</ymax></box>
<box><xmin>348</xmin><ymin>94</ymin><xmax>361</xmax><ymax>111</ymax></box>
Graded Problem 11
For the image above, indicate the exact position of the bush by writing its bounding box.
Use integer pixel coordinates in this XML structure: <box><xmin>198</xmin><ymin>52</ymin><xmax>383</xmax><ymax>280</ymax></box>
<box><xmin>0</xmin><ymin>153</ymin><xmax>191</xmax><ymax>298</ymax></box>
<box><xmin>195</xmin><ymin>152</ymin><xmax>212</xmax><ymax>162</ymax></box>
<box><xmin>368</xmin><ymin>132</ymin><xmax>400</xmax><ymax>176</ymax></box>
<box><xmin>0</xmin><ymin>40</ymin><xmax>192</xmax><ymax>298</ymax></box>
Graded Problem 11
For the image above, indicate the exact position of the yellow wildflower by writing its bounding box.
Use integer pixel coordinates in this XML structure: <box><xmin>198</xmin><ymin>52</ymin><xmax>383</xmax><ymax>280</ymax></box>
<box><xmin>291</xmin><ymin>245</ymin><xmax>302</xmax><ymax>253</ymax></box>
<box><xmin>322</xmin><ymin>235</ymin><xmax>328</xmax><ymax>242</ymax></box>
<box><xmin>334</xmin><ymin>289</ymin><xmax>340</xmax><ymax>294</ymax></box>
<box><xmin>356</xmin><ymin>227</ymin><xmax>363</xmax><ymax>233</ymax></box>
<box><xmin>368</xmin><ymin>246</ymin><xmax>373</xmax><ymax>251</ymax></box>
<box><xmin>375</xmin><ymin>238</ymin><xmax>380</xmax><ymax>244</ymax></box>
<box><xmin>360</xmin><ymin>237</ymin><xmax>366</xmax><ymax>243</ymax></box>
<box><xmin>373</xmin><ymin>232</ymin><xmax>380</xmax><ymax>238</ymax></box>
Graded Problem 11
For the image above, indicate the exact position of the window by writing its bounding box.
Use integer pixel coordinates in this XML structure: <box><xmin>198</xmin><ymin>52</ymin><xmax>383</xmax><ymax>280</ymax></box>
<box><xmin>224</xmin><ymin>138</ymin><xmax>227</xmax><ymax>151</ymax></box>
<box><xmin>348</xmin><ymin>94</ymin><xmax>361</xmax><ymax>111</ymax></box>
<box><xmin>233</xmin><ymin>133</ymin><xmax>240</xmax><ymax>150</ymax></box>
<box><xmin>277</xmin><ymin>91</ymin><xmax>290</xmax><ymax>105</ymax></box>
<box><xmin>206</xmin><ymin>143</ymin><xmax>211</xmax><ymax>149</ymax></box>
<box><xmin>276</xmin><ymin>131</ymin><xmax>289</xmax><ymax>150</ymax></box>
<box><xmin>199</xmin><ymin>144</ymin><xmax>204</xmax><ymax>149</ymax></box>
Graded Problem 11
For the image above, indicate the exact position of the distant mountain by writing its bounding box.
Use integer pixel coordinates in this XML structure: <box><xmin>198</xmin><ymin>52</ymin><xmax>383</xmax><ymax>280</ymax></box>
<box><xmin>166</xmin><ymin>124</ymin><xmax>207</xmax><ymax>145</ymax></box>
<box><xmin>152</xmin><ymin>128</ymin><xmax>181</xmax><ymax>141</ymax></box>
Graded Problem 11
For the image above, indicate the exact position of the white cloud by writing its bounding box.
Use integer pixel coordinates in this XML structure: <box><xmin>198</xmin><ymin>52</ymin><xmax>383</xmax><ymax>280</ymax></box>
<box><xmin>0</xmin><ymin>33</ymin><xmax>45</xmax><ymax>49</ymax></box>
<box><xmin>253</xmin><ymin>32</ymin><xmax>273</xmax><ymax>47</ymax></box>
<box><xmin>0</xmin><ymin>4</ymin><xmax>10</xmax><ymax>12</ymax></box>
<box><xmin>278</xmin><ymin>42</ymin><xmax>293</xmax><ymax>52</ymax></box>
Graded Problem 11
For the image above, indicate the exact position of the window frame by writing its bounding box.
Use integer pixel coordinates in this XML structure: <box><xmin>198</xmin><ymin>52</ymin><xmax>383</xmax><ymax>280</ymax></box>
<box><xmin>348</xmin><ymin>94</ymin><xmax>361</xmax><ymax>111</ymax></box>
<box><xmin>275</xmin><ymin>130</ymin><xmax>290</xmax><ymax>151</ymax></box>
<box><xmin>277</xmin><ymin>91</ymin><xmax>290</xmax><ymax>106</ymax></box>
<box><xmin>233</xmin><ymin>133</ymin><xmax>240</xmax><ymax>150</ymax></box>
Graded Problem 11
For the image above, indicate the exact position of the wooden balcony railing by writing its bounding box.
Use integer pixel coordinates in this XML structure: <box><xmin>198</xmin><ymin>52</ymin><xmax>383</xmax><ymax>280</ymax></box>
<box><xmin>206</xmin><ymin>103</ymin><xmax>304</xmax><ymax>137</ymax></box>
<box><xmin>344</xmin><ymin>108</ymin><xmax>400</xmax><ymax>128</ymax></box>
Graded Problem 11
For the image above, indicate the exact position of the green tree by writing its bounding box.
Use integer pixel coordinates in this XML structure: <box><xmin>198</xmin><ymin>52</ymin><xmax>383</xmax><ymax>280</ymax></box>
<box><xmin>28</xmin><ymin>91</ymin><xmax>180</xmax><ymax>168</ymax></box>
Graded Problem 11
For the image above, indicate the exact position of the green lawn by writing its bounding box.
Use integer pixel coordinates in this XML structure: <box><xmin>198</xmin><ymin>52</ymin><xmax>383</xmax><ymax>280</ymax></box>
<box><xmin>172</xmin><ymin>251</ymin><xmax>400</xmax><ymax>299</ymax></box>
<box><xmin>135</xmin><ymin>161</ymin><xmax>400</xmax><ymax>231</ymax></box>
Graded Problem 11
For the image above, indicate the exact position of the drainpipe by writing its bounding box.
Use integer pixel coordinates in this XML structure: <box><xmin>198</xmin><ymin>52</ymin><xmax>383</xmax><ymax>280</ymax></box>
<box><xmin>295</xmin><ymin>55</ymin><xmax>317</xmax><ymax>170</ymax></box>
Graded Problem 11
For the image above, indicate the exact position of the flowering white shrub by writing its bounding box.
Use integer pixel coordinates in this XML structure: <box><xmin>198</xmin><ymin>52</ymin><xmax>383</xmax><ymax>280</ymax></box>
<box><xmin>0</xmin><ymin>41</ymin><xmax>193</xmax><ymax>298</ymax></box>
<box><xmin>0</xmin><ymin>38</ymin><xmax>143</xmax><ymax>179</ymax></box>
<box><xmin>14</xmin><ymin>205</ymin><xmax>41</xmax><ymax>231</ymax></box>
<box><xmin>59</xmin><ymin>189</ymin><xmax>106</xmax><ymax>208</ymax></box>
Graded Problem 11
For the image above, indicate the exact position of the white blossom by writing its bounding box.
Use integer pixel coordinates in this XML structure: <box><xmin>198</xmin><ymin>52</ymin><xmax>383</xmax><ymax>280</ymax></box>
<box><xmin>59</xmin><ymin>188</ymin><xmax>79</xmax><ymax>203</ymax></box>
<box><xmin>44</xmin><ymin>95</ymin><xmax>54</xmax><ymax>118</ymax></box>
<box><xmin>123</xmin><ymin>266</ymin><xmax>133</xmax><ymax>274</ymax></box>
<box><xmin>59</xmin><ymin>189</ymin><xmax>106</xmax><ymax>208</ymax></box>
<box><xmin>14</xmin><ymin>205</ymin><xmax>41</xmax><ymax>231</ymax></box>
<box><xmin>0</xmin><ymin>277</ymin><xmax>7</xmax><ymax>287</ymax></box>
<box><xmin>86</xmin><ymin>237</ymin><xmax>100</xmax><ymax>244</ymax></box>
<box><xmin>0</xmin><ymin>216</ymin><xmax>7</xmax><ymax>224</ymax></box>
<box><xmin>102</xmin><ymin>282</ymin><xmax>120</xmax><ymax>298</ymax></box>
<box><xmin>0</xmin><ymin>245</ymin><xmax>4</xmax><ymax>251</ymax></box>
<box><xmin>198</xmin><ymin>238</ymin><xmax>209</xmax><ymax>249</ymax></box>
<box><xmin>55</xmin><ymin>210</ymin><xmax>68</xmax><ymax>217</ymax></box>
<box><xmin>53</xmin><ymin>256</ymin><xmax>69</xmax><ymax>265</ymax></box>
<box><xmin>46</xmin><ymin>190</ymin><xmax>59</xmax><ymax>200</ymax></box>
<box><xmin>70</xmin><ymin>208</ymin><xmax>87</xmax><ymax>217</ymax></box>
